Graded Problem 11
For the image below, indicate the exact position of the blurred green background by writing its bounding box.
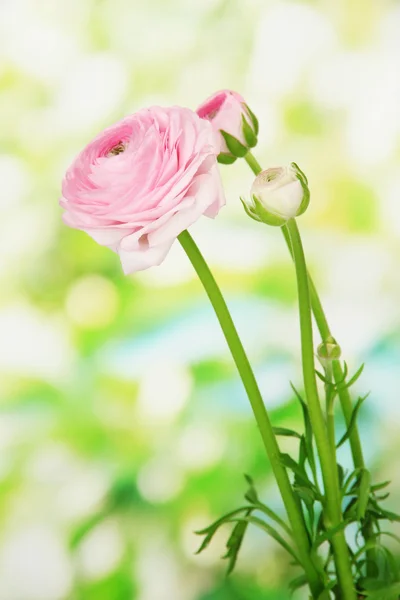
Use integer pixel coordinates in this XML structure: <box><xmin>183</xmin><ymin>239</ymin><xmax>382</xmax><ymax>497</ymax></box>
<box><xmin>1</xmin><ymin>0</ymin><xmax>400</xmax><ymax>598</ymax></box>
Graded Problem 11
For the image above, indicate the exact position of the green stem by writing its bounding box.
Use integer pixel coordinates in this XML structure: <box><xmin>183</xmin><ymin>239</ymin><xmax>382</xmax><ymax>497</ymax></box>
<box><xmin>324</xmin><ymin>363</ymin><xmax>336</xmax><ymax>461</ymax></box>
<box><xmin>178</xmin><ymin>230</ymin><xmax>324</xmax><ymax>597</ymax></box>
<box><xmin>286</xmin><ymin>218</ymin><xmax>356</xmax><ymax>600</ymax></box>
<box><xmin>244</xmin><ymin>150</ymin><xmax>373</xmax><ymax>577</ymax></box>
<box><xmin>244</xmin><ymin>151</ymin><xmax>365</xmax><ymax>472</ymax></box>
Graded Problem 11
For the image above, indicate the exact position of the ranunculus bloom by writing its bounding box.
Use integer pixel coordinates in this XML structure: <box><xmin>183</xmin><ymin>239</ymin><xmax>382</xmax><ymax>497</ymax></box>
<box><xmin>196</xmin><ymin>90</ymin><xmax>258</xmax><ymax>161</ymax></box>
<box><xmin>243</xmin><ymin>163</ymin><xmax>310</xmax><ymax>227</ymax></box>
<box><xmin>60</xmin><ymin>107</ymin><xmax>225</xmax><ymax>273</ymax></box>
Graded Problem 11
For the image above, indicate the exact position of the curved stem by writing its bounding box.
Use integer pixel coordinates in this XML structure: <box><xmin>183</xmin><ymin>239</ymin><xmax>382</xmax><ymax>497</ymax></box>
<box><xmin>244</xmin><ymin>149</ymin><xmax>372</xmax><ymax>580</ymax></box>
<box><xmin>178</xmin><ymin>230</ymin><xmax>324</xmax><ymax>597</ymax></box>
<box><xmin>286</xmin><ymin>218</ymin><xmax>356</xmax><ymax>600</ymax></box>
<box><xmin>244</xmin><ymin>151</ymin><xmax>365</xmax><ymax>472</ymax></box>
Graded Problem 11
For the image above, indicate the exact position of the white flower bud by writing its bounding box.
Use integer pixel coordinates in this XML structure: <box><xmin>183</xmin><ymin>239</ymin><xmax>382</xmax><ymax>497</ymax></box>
<box><xmin>242</xmin><ymin>163</ymin><xmax>310</xmax><ymax>226</ymax></box>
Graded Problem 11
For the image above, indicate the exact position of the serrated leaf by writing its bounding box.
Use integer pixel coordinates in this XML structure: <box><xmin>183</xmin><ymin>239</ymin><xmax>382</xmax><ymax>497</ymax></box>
<box><xmin>195</xmin><ymin>506</ymin><xmax>254</xmax><ymax>554</ymax></box>
<box><xmin>217</xmin><ymin>152</ymin><xmax>237</xmax><ymax>164</ymax></box>
<box><xmin>336</xmin><ymin>394</ymin><xmax>369</xmax><ymax>449</ymax></box>
<box><xmin>223</xmin><ymin>512</ymin><xmax>250</xmax><ymax>574</ymax></box>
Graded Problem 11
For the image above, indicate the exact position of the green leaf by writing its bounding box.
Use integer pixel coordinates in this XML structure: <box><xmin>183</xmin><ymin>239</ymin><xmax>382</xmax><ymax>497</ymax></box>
<box><xmin>220</xmin><ymin>130</ymin><xmax>248</xmax><ymax>157</ymax></box>
<box><xmin>357</xmin><ymin>469</ymin><xmax>371</xmax><ymax>520</ymax></box>
<box><xmin>243</xmin><ymin>474</ymin><xmax>259</xmax><ymax>503</ymax></box>
<box><xmin>371</xmin><ymin>480</ymin><xmax>391</xmax><ymax>493</ymax></box>
<box><xmin>289</xmin><ymin>573</ymin><xmax>308</xmax><ymax>592</ymax></box>
<box><xmin>342</xmin><ymin>361</ymin><xmax>349</xmax><ymax>381</ymax></box>
<box><xmin>217</xmin><ymin>152</ymin><xmax>237</xmax><ymax>164</ymax></box>
<box><xmin>243</xmin><ymin>475</ymin><xmax>292</xmax><ymax>537</ymax></box>
<box><xmin>290</xmin><ymin>382</ymin><xmax>315</xmax><ymax>471</ymax></box>
<box><xmin>337</xmin><ymin>463</ymin><xmax>346</xmax><ymax>489</ymax></box>
<box><xmin>272</xmin><ymin>426</ymin><xmax>302</xmax><ymax>439</ymax></box>
<box><xmin>223</xmin><ymin>511</ymin><xmax>250</xmax><ymax>574</ymax></box>
<box><xmin>241</xmin><ymin>114</ymin><xmax>257</xmax><ymax>147</ymax></box>
<box><xmin>359</xmin><ymin>580</ymin><xmax>400</xmax><ymax>599</ymax></box>
<box><xmin>343</xmin><ymin>468</ymin><xmax>362</xmax><ymax>495</ymax></box>
<box><xmin>337</xmin><ymin>363</ymin><xmax>365</xmax><ymax>391</ymax></box>
<box><xmin>232</xmin><ymin>515</ymin><xmax>301</xmax><ymax>565</ymax></box>
<box><xmin>315</xmin><ymin>369</ymin><xmax>329</xmax><ymax>384</ymax></box>
<box><xmin>368</xmin><ymin>497</ymin><xmax>400</xmax><ymax>522</ymax></box>
<box><xmin>195</xmin><ymin>506</ymin><xmax>254</xmax><ymax>554</ymax></box>
<box><xmin>336</xmin><ymin>393</ymin><xmax>369</xmax><ymax>449</ymax></box>
<box><xmin>298</xmin><ymin>435</ymin><xmax>307</xmax><ymax>469</ymax></box>
<box><xmin>280</xmin><ymin>452</ymin><xmax>317</xmax><ymax>491</ymax></box>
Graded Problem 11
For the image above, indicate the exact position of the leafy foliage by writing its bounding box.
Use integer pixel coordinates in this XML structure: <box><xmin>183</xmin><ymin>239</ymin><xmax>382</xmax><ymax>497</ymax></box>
<box><xmin>195</xmin><ymin>368</ymin><xmax>400</xmax><ymax>597</ymax></box>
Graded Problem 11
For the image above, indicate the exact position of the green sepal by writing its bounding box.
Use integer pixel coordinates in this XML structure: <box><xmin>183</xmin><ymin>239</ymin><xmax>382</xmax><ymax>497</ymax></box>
<box><xmin>245</xmin><ymin>104</ymin><xmax>259</xmax><ymax>136</ymax></box>
<box><xmin>240</xmin><ymin>196</ymin><xmax>262</xmax><ymax>223</ymax></box>
<box><xmin>241</xmin><ymin>114</ymin><xmax>257</xmax><ymax>148</ymax></box>
<box><xmin>251</xmin><ymin>194</ymin><xmax>287</xmax><ymax>226</ymax></box>
<box><xmin>220</xmin><ymin>130</ymin><xmax>248</xmax><ymax>157</ymax></box>
<box><xmin>217</xmin><ymin>152</ymin><xmax>237</xmax><ymax>165</ymax></box>
<box><xmin>291</xmin><ymin>162</ymin><xmax>310</xmax><ymax>216</ymax></box>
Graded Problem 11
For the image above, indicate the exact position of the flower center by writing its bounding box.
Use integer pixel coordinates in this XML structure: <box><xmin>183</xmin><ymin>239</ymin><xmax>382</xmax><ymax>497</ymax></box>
<box><xmin>107</xmin><ymin>142</ymin><xmax>126</xmax><ymax>157</ymax></box>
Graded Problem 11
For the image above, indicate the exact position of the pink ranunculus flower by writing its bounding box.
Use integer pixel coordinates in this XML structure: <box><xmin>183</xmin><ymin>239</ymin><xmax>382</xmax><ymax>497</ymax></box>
<box><xmin>196</xmin><ymin>90</ymin><xmax>258</xmax><ymax>162</ymax></box>
<box><xmin>60</xmin><ymin>106</ymin><xmax>225</xmax><ymax>274</ymax></box>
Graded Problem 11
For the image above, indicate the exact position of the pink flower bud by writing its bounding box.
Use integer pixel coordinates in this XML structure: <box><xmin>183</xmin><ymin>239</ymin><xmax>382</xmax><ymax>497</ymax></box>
<box><xmin>196</xmin><ymin>90</ymin><xmax>258</xmax><ymax>163</ymax></box>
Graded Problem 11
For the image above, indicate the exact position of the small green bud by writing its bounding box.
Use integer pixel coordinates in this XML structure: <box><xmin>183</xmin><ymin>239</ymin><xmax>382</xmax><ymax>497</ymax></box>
<box><xmin>242</xmin><ymin>163</ymin><xmax>310</xmax><ymax>227</ymax></box>
<box><xmin>317</xmin><ymin>337</ymin><xmax>342</xmax><ymax>364</ymax></box>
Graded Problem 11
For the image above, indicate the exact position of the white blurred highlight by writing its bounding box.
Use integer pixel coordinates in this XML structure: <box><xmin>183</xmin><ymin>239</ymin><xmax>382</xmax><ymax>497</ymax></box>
<box><xmin>0</xmin><ymin>526</ymin><xmax>72</xmax><ymax>600</ymax></box>
<box><xmin>0</xmin><ymin>304</ymin><xmax>73</xmax><ymax>380</ymax></box>
<box><xmin>137</xmin><ymin>457</ymin><xmax>184</xmax><ymax>503</ymax></box>
<box><xmin>66</xmin><ymin>275</ymin><xmax>119</xmax><ymax>329</ymax></box>
<box><xmin>77</xmin><ymin>520</ymin><xmax>124</xmax><ymax>581</ymax></box>
<box><xmin>136</xmin><ymin>360</ymin><xmax>192</xmax><ymax>424</ymax></box>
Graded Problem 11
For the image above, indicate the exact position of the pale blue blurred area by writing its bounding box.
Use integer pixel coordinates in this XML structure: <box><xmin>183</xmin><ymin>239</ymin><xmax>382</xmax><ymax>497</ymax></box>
<box><xmin>1</xmin><ymin>0</ymin><xmax>400</xmax><ymax>598</ymax></box>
